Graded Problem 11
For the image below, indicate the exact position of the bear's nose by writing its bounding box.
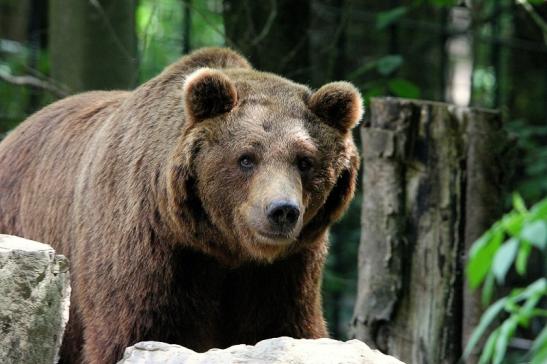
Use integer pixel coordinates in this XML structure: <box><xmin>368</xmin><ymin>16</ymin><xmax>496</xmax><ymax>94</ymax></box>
<box><xmin>267</xmin><ymin>200</ymin><xmax>300</xmax><ymax>233</ymax></box>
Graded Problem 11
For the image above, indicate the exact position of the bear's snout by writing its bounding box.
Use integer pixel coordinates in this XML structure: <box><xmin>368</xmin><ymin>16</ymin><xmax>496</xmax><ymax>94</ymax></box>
<box><xmin>266</xmin><ymin>200</ymin><xmax>300</xmax><ymax>234</ymax></box>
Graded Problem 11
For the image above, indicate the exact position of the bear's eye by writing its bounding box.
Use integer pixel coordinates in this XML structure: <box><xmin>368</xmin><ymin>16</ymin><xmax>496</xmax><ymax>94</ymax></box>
<box><xmin>239</xmin><ymin>155</ymin><xmax>255</xmax><ymax>170</ymax></box>
<box><xmin>297</xmin><ymin>157</ymin><xmax>313</xmax><ymax>173</ymax></box>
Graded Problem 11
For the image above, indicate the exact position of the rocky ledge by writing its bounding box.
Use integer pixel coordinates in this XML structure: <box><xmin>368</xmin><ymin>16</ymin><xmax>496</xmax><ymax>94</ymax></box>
<box><xmin>0</xmin><ymin>234</ymin><xmax>70</xmax><ymax>364</ymax></box>
<box><xmin>118</xmin><ymin>336</ymin><xmax>405</xmax><ymax>364</ymax></box>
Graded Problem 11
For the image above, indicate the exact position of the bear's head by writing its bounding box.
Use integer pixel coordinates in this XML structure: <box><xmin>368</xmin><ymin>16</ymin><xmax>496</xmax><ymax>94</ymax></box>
<box><xmin>166</xmin><ymin>65</ymin><xmax>361</xmax><ymax>264</ymax></box>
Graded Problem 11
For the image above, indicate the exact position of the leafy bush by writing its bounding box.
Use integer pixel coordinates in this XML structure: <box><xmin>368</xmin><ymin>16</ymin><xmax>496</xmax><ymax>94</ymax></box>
<box><xmin>465</xmin><ymin>195</ymin><xmax>547</xmax><ymax>364</ymax></box>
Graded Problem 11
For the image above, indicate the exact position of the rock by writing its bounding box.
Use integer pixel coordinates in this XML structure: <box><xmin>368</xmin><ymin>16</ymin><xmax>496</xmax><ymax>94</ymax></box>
<box><xmin>0</xmin><ymin>234</ymin><xmax>70</xmax><ymax>364</ymax></box>
<box><xmin>118</xmin><ymin>337</ymin><xmax>405</xmax><ymax>364</ymax></box>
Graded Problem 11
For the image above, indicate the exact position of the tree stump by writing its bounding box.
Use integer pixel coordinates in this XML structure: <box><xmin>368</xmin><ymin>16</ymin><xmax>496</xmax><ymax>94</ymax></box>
<box><xmin>350</xmin><ymin>98</ymin><xmax>509</xmax><ymax>364</ymax></box>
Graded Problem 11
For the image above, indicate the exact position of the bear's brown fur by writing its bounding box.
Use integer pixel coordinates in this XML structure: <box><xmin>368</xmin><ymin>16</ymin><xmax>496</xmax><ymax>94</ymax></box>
<box><xmin>0</xmin><ymin>48</ymin><xmax>361</xmax><ymax>364</ymax></box>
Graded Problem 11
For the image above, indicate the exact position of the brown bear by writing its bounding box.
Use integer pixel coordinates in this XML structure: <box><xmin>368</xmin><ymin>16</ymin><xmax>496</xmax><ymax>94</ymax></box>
<box><xmin>0</xmin><ymin>48</ymin><xmax>361</xmax><ymax>364</ymax></box>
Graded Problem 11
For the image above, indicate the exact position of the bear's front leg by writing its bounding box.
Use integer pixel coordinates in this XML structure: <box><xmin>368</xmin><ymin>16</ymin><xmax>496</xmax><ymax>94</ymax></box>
<box><xmin>220</xmin><ymin>246</ymin><xmax>328</xmax><ymax>346</ymax></box>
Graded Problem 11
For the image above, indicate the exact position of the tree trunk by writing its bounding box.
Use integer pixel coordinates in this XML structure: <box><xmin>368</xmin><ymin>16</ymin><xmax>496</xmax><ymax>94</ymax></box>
<box><xmin>0</xmin><ymin>0</ymin><xmax>30</xmax><ymax>42</ymax></box>
<box><xmin>351</xmin><ymin>97</ymin><xmax>509</xmax><ymax>363</ymax></box>
<box><xmin>223</xmin><ymin>0</ymin><xmax>310</xmax><ymax>84</ymax></box>
<box><xmin>182</xmin><ymin>0</ymin><xmax>192</xmax><ymax>54</ymax></box>
<box><xmin>26</xmin><ymin>0</ymin><xmax>48</xmax><ymax>113</ymax></box>
<box><xmin>49</xmin><ymin>0</ymin><xmax>138</xmax><ymax>93</ymax></box>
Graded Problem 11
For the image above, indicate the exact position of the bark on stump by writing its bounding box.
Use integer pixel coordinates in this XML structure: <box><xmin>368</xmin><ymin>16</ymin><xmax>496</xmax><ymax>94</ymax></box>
<box><xmin>351</xmin><ymin>97</ymin><xmax>509</xmax><ymax>364</ymax></box>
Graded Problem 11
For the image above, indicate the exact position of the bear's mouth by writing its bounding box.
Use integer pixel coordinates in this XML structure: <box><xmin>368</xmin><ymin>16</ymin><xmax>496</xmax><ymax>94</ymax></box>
<box><xmin>255</xmin><ymin>230</ymin><xmax>295</xmax><ymax>245</ymax></box>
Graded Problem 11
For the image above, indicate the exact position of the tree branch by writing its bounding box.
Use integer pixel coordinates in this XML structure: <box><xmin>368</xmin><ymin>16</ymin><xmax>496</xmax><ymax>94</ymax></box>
<box><xmin>0</xmin><ymin>71</ymin><xmax>68</xmax><ymax>98</ymax></box>
<box><xmin>516</xmin><ymin>0</ymin><xmax>547</xmax><ymax>45</ymax></box>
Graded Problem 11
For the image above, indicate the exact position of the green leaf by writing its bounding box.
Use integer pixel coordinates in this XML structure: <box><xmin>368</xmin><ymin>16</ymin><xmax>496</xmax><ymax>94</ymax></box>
<box><xmin>520</xmin><ymin>220</ymin><xmax>547</xmax><ymax>250</ymax></box>
<box><xmin>530</xmin><ymin>198</ymin><xmax>547</xmax><ymax>220</ymax></box>
<box><xmin>463</xmin><ymin>298</ymin><xmax>507</xmax><ymax>359</ymax></box>
<box><xmin>510</xmin><ymin>278</ymin><xmax>547</xmax><ymax>302</ymax></box>
<box><xmin>516</xmin><ymin>240</ymin><xmax>532</xmax><ymax>275</ymax></box>
<box><xmin>532</xmin><ymin>326</ymin><xmax>547</xmax><ymax>352</ymax></box>
<box><xmin>531</xmin><ymin>345</ymin><xmax>547</xmax><ymax>364</ymax></box>
<box><xmin>388</xmin><ymin>78</ymin><xmax>421</xmax><ymax>99</ymax></box>
<box><xmin>363</xmin><ymin>85</ymin><xmax>385</xmax><ymax>101</ymax></box>
<box><xmin>493</xmin><ymin>317</ymin><xmax>518</xmax><ymax>364</ymax></box>
<box><xmin>513</xmin><ymin>193</ymin><xmax>527</xmax><ymax>213</ymax></box>
<box><xmin>481</xmin><ymin>272</ymin><xmax>496</xmax><ymax>306</ymax></box>
<box><xmin>516</xmin><ymin>288</ymin><xmax>544</xmax><ymax>327</ymax></box>
<box><xmin>492</xmin><ymin>238</ymin><xmax>519</xmax><ymax>284</ymax></box>
<box><xmin>376</xmin><ymin>6</ymin><xmax>407</xmax><ymax>30</ymax></box>
<box><xmin>470</xmin><ymin>229</ymin><xmax>494</xmax><ymax>257</ymax></box>
<box><xmin>531</xmin><ymin>326</ymin><xmax>547</xmax><ymax>361</ymax></box>
<box><xmin>478</xmin><ymin>329</ymin><xmax>499</xmax><ymax>364</ymax></box>
<box><xmin>468</xmin><ymin>229</ymin><xmax>504</xmax><ymax>288</ymax></box>
<box><xmin>376</xmin><ymin>55</ymin><xmax>403</xmax><ymax>75</ymax></box>
<box><xmin>429</xmin><ymin>0</ymin><xmax>458</xmax><ymax>5</ymax></box>
<box><xmin>502</xmin><ymin>212</ymin><xmax>525</xmax><ymax>236</ymax></box>
<box><xmin>348</xmin><ymin>59</ymin><xmax>379</xmax><ymax>79</ymax></box>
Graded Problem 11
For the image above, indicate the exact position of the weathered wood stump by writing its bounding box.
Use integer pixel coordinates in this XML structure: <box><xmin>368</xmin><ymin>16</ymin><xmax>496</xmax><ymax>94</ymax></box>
<box><xmin>351</xmin><ymin>98</ymin><xmax>509</xmax><ymax>364</ymax></box>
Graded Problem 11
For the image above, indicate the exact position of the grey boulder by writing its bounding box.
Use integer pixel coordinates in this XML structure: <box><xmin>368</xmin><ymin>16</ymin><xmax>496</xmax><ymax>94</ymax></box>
<box><xmin>0</xmin><ymin>234</ymin><xmax>70</xmax><ymax>364</ymax></box>
<box><xmin>118</xmin><ymin>337</ymin><xmax>405</xmax><ymax>364</ymax></box>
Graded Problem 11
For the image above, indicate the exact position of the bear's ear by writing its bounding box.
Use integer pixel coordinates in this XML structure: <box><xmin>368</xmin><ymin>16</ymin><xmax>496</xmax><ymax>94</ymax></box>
<box><xmin>308</xmin><ymin>82</ymin><xmax>363</xmax><ymax>132</ymax></box>
<box><xmin>183</xmin><ymin>68</ymin><xmax>238</xmax><ymax>123</ymax></box>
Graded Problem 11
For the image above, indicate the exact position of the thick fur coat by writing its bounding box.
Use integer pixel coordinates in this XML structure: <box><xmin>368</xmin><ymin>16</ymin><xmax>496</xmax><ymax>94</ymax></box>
<box><xmin>0</xmin><ymin>48</ymin><xmax>361</xmax><ymax>364</ymax></box>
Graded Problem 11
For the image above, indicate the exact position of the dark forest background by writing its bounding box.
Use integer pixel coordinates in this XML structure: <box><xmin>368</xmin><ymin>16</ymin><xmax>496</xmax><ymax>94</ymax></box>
<box><xmin>1</xmin><ymin>0</ymin><xmax>546</xmax><ymax>343</ymax></box>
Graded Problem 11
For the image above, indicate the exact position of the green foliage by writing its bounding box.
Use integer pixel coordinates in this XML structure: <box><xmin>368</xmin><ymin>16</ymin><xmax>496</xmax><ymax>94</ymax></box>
<box><xmin>348</xmin><ymin>55</ymin><xmax>403</xmax><ymax>79</ymax></box>
<box><xmin>1</xmin><ymin>0</ymin><xmax>546</xmax><ymax>345</ymax></box>
<box><xmin>506</xmin><ymin>119</ymin><xmax>547</xmax><ymax>202</ymax></box>
<box><xmin>188</xmin><ymin>0</ymin><xmax>225</xmax><ymax>49</ymax></box>
<box><xmin>348</xmin><ymin>54</ymin><xmax>420</xmax><ymax>102</ymax></box>
<box><xmin>376</xmin><ymin>6</ymin><xmax>408</xmax><ymax>30</ymax></box>
<box><xmin>428</xmin><ymin>0</ymin><xmax>458</xmax><ymax>5</ymax></box>
<box><xmin>136</xmin><ymin>0</ymin><xmax>224</xmax><ymax>81</ymax></box>
<box><xmin>465</xmin><ymin>195</ymin><xmax>547</xmax><ymax>364</ymax></box>
<box><xmin>0</xmin><ymin>40</ymin><xmax>54</xmax><ymax>134</ymax></box>
<box><xmin>377</xmin><ymin>55</ymin><xmax>404</xmax><ymax>76</ymax></box>
<box><xmin>387</xmin><ymin>78</ymin><xmax>421</xmax><ymax>99</ymax></box>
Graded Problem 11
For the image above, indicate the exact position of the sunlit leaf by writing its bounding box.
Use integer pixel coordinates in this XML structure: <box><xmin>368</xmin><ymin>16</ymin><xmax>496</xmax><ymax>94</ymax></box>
<box><xmin>530</xmin><ymin>198</ymin><xmax>547</xmax><ymax>220</ymax></box>
<box><xmin>492</xmin><ymin>238</ymin><xmax>519</xmax><ymax>284</ymax></box>
<box><xmin>531</xmin><ymin>345</ymin><xmax>547</xmax><ymax>364</ymax></box>
<box><xmin>513</xmin><ymin>193</ymin><xmax>527</xmax><ymax>213</ymax></box>
<box><xmin>515</xmin><ymin>288</ymin><xmax>544</xmax><ymax>327</ymax></box>
<box><xmin>470</xmin><ymin>230</ymin><xmax>494</xmax><ymax>257</ymax></box>
<box><xmin>493</xmin><ymin>317</ymin><xmax>518</xmax><ymax>364</ymax></box>
<box><xmin>478</xmin><ymin>329</ymin><xmax>499</xmax><ymax>364</ymax></box>
<box><xmin>468</xmin><ymin>229</ymin><xmax>504</xmax><ymax>288</ymax></box>
<box><xmin>531</xmin><ymin>326</ymin><xmax>547</xmax><ymax>355</ymax></box>
<box><xmin>520</xmin><ymin>220</ymin><xmax>547</xmax><ymax>250</ymax></box>
<box><xmin>463</xmin><ymin>298</ymin><xmax>507</xmax><ymax>359</ymax></box>
<box><xmin>510</xmin><ymin>278</ymin><xmax>547</xmax><ymax>302</ymax></box>
<box><xmin>501</xmin><ymin>212</ymin><xmax>525</xmax><ymax>236</ymax></box>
